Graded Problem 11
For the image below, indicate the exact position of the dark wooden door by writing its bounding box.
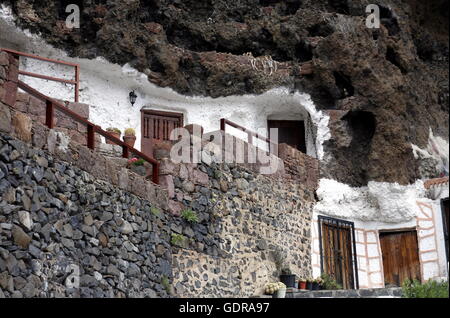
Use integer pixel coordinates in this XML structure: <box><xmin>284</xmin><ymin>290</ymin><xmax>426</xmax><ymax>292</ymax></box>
<box><xmin>320</xmin><ymin>217</ymin><xmax>357</xmax><ymax>289</ymax></box>
<box><xmin>380</xmin><ymin>231</ymin><xmax>421</xmax><ymax>287</ymax></box>
<box><xmin>268</xmin><ymin>120</ymin><xmax>306</xmax><ymax>153</ymax></box>
<box><xmin>141</xmin><ymin>110</ymin><xmax>183</xmax><ymax>157</ymax></box>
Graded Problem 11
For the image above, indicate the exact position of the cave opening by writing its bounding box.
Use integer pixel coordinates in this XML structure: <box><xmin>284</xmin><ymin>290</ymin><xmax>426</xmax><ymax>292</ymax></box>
<box><xmin>379</xmin><ymin>6</ymin><xmax>400</xmax><ymax>36</ymax></box>
<box><xmin>307</xmin><ymin>22</ymin><xmax>334</xmax><ymax>37</ymax></box>
<box><xmin>139</xmin><ymin>0</ymin><xmax>161</xmax><ymax>23</ymax></box>
<box><xmin>333</xmin><ymin>72</ymin><xmax>354</xmax><ymax>99</ymax></box>
<box><xmin>344</xmin><ymin>111</ymin><xmax>377</xmax><ymax>145</ymax></box>
<box><xmin>327</xmin><ymin>0</ymin><xmax>350</xmax><ymax>15</ymax></box>
<box><xmin>295</xmin><ymin>41</ymin><xmax>313</xmax><ymax>62</ymax></box>
<box><xmin>342</xmin><ymin>110</ymin><xmax>377</xmax><ymax>186</ymax></box>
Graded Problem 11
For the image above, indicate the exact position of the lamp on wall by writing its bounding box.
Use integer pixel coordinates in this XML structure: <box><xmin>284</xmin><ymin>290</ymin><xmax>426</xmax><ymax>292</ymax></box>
<box><xmin>129</xmin><ymin>90</ymin><xmax>137</xmax><ymax>106</ymax></box>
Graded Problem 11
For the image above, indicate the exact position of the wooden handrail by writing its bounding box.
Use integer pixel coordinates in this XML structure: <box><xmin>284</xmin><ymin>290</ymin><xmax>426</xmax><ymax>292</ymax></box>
<box><xmin>220</xmin><ymin>118</ymin><xmax>277</xmax><ymax>149</ymax></box>
<box><xmin>17</xmin><ymin>80</ymin><xmax>159</xmax><ymax>184</ymax></box>
<box><xmin>1</xmin><ymin>48</ymin><xmax>80</xmax><ymax>102</ymax></box>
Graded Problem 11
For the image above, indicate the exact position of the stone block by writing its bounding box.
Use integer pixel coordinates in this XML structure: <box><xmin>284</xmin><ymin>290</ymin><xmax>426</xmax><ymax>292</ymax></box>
<box><xmin>0</xmin><ymin>102</ymin><xmax>11</xmax><ymax>133</ymax></box>
<box><xmin>168</xmin><ymin>200</ymin><xmax>184</xmax><ymax>217</ymax></box>
<box><xmin>12</xmin><ymin>112</ymin><xmax>32</xmax><ymax>143</ymax></box>
<box><xmin>0</xmin><ymin>52</ymin><xmax>9</xmax><ymax>66</ymax></box>
<box><xmin>1</xmin><ymin>81</ymin><xmax>17</xmax><ymax>107</ymax></box>
<box><xmin>192</xmin><ymin>169</ymin><xmax>209</xmax><ymax>186</ymax></box>
<box><xmin>159</xmin><ymin>175</ymin><xmax>175</xmax><ymax>198</ymax></box>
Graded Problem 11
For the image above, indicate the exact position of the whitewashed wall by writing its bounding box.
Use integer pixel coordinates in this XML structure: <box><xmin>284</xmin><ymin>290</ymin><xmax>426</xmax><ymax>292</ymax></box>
<box><xmin>0</xmin><ymin>4</ymin><xmax>330</xmax><ymax>159</ymax></box>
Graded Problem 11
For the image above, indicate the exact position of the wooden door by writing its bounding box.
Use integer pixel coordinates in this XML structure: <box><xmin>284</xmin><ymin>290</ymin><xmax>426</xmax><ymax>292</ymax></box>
<box><xmin>380</xmin><ymin>231</ymin><xmax>421</xmax><ymax>287</ymax></box>
<box><xmin>141</xmin><ymin>110</ymin><xmax>183</xmax><ymax>157</ymax></box>
<box><xmin>268</xmin><ymin>120</ymin><xmax>306</xmax><ymax>153</ymax></box>
<box><xmin>320</xmin><ymin>217</ymin><xmax>357</xmax><ymax>289</ymax></box>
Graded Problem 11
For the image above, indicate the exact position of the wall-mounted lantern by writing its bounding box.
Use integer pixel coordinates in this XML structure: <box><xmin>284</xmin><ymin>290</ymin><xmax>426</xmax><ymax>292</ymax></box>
<box><xmin>129</xmin><ymin>90</ymin><xmax>137</xmax><ymax>106</ymax></box>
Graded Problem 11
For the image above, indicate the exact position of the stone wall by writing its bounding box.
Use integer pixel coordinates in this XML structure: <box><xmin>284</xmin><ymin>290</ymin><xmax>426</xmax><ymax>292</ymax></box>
<box><xmin>278</xmin><ymin>143</ymin><xmax>320</xmax><ymax>190</ymax></box>
<box><xmin>14</xmin><ymin>91</ymin><xmax>92</xmax><ymax>147</ymax></box>
<box><xmin>0</xmin><ymin>132</ymin><xmax>174</xmax><ymax>298</ymax></box>
<box><xmin>159</xmin><ymin>154</ymin><xmax>314</xmax><ymax>297</ymax></box>
<box><xmin>1</xmin><ymin>50</ymin><xmax>315</xmax><ymax>298</ymax></box>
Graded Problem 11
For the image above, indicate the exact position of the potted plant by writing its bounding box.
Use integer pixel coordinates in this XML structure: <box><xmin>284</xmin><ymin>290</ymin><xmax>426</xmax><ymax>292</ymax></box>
<box><xmin>306</xmin><ymin>278</ymin><xmax>314</xmax><ymax>290</ymax></box>
<box><xmin>279</xmin><ymin>268</ymin><xmax>296</xmax><ymax>288</ymax></box>
<box><xmin>298</xmin><ymin>278</ymin><xmax>307</xmax><ymax>290</ymax></box>
<box><xmin>106</xmin><ymin>127</ymin><xmax>121</xmax><ymax>145</ymax></box>
<box><xmin>312</xmin><ymin>277</ymin><xmax>323</xmax><ymax>290</ymax></box>
<box><xmin>265</xmin><ymin>282</ymin><xmax>286</xmax><ymax>298</ymax></box>
<box><xmin>123</xmin><ymin>128</ymin><xmax>136</xmax><ymax>148</ymax></box>
<box><xmin>320</xmin><ymin>274</ymin><xmax>342</xmax><ymax>290</ymax></box>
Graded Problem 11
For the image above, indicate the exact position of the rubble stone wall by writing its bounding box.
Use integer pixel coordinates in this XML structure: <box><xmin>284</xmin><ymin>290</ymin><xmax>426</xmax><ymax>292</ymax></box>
<box><xmin>1</xmin><ymin>51</ymin><xmax>314</xmax><ymax>298</ymax></box>
<box><xmin>160</xmin><ymin>155</ymin><xmax>315</xmax><ymax>297</ymax></box>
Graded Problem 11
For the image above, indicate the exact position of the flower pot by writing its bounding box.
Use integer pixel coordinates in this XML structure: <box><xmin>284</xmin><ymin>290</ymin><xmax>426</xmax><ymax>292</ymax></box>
<box><xmin>123</xmin><ymin>135</ymin><xmax>136</xmax><ymax>148</ymax></box>
<box><xmin>106</xmin><ymin>132</ymin><xmax>121</xmax><ymax>145</ymax></box>
<box><xmin>306</xmin><ymin>282</ymin><xmax>313</xmax><ymax>290</ymax></box>
<box><xmin>312</xmin><ymin>282</ymin><xmax>321</xmax><ymax>290</ymax></box>
<box><xmin>275</xmin><ymin>287</ymin><xmax>286</xmax><ymax>298</ymax></box>
<box><xmin>280</xmin><ymin>275</ymin><xmax>296</xmax><ymax>288</ymax></box>
<box><xmin>299</xmin><ymin>281</ymin><xmax>307</xmax><ymax>290</ymax></box>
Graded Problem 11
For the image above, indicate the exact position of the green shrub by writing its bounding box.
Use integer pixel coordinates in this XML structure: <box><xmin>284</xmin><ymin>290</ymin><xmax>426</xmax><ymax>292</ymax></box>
<box><xmin>150</xmin><ymin>207</ymin><xmax>160</xmax><ymax>216</ymax></box>
<box><xmin>161</xmin><ymin>275</ymin><xmax>171</xmax><ymax>294</ymax></box>
<box><xmin>320</xmin><ymin>274</ymin><xmax>343</xmax><ymax>290</ymax></box>
<box><xmin>181</xmin><ymin>209</ymin><xmax>199</xmax><ymax>223</ymax></box>
<box><xmin>171</xmin><ymin>233</ymin><xmax>187</xmax><ymax>247</ymax></box>
<box><xmin>402</xmin><ymin>279</ymin><xmax>449</xmax><ymax>298</ymax></box>
<box><xmin>133</xmin><ymin>159</ymin><xmax>145</xmax><ymax>166</ymax></box>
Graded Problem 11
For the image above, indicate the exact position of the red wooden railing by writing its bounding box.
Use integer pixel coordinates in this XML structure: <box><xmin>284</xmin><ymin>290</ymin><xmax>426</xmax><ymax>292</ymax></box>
<box><xmin>220</xmin><ymin>118</ymin><xmax>277</xmax><ymax>153</ymax></box>
<box><xmin>1</xmin><ymin>49</ymin><xmax>159</xmax><ymax>184</ymax></box>
<box><xmin>1</xmin><ymin>48</ymin><xmax>80</xmax><ymax>102</ymax></box>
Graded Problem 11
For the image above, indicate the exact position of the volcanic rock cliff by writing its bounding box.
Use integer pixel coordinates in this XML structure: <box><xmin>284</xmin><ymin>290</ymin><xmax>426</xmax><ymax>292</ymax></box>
<box><xmin>2</xmin><ymin>0</ymin><xmax>449</xmax><ymax>186</ymax></box>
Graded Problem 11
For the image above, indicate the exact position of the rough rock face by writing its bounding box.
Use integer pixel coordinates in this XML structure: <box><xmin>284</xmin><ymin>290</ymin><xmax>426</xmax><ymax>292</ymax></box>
<box><xmin>3</xmin><ymin>0</ymin><xmax>450</xmax><ymax>186</ymax></box>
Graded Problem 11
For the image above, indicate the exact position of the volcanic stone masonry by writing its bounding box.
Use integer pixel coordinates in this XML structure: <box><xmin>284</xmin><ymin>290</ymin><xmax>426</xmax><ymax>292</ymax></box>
<box><xmin>1</xmin><ymin>50</ymin><xmax>315</xmax><ymax>297</ymax></box>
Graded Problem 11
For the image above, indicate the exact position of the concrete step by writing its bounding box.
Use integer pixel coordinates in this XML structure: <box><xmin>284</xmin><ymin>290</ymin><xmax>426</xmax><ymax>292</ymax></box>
<box><xmin>286</xmin><ymin>287</ymin><xmax>403</xmax><ymax>298</ymax></box>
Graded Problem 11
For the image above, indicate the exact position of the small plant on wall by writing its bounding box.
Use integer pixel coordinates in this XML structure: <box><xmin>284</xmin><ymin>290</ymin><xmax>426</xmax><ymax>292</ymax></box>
<box><xmin>128</xmin><ymin>158</ymin><xmax>145</xmax><ymax>166</ymax></box>
<box><xmin>150</xmin><ymin>206</ymin><xmax>160</xmax><ymax>217</ymax></box>
<box><xmin>171</xmin><ymin>233</ymin><xmax>188</xmax><ymax>248</ymax></box>
<box><xmin>181</xmin><ymin>209</ymin><xmax>199</xmax><ymax>223</ymax></box>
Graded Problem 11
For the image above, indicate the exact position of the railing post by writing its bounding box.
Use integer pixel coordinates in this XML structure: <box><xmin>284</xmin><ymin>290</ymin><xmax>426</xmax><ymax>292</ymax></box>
<box><xmin>220</xmin><ymin>118</ymin><xmax>226</xmax><ymax>132</ymax></box>
<box><xmin>45</xmin><ymin>100</ymin><xmax>54</xmax><ymax>129</ymax></box>
<box><xmin>87</xmin><ymin>124</ymin><xmax>95</xmax><ymax>150</ymax></box>
<box><xmin>122</xmin><ymin>146</ymin><xmax>129</xmax><ymax>159</ymax></box>
<box><xmin>248</xmin><ymin>132</ymin><xmax>253</xmax><ymax>145</ymax></box>
<box><xmin>152</xmin><ymin>162</ymin><xmax>159</xmax><ymax>184</ymax></box>
<box><xmin>75</xmin><ymin>65</ymin><xmax>80</xmax><ymax>103</ymax></box>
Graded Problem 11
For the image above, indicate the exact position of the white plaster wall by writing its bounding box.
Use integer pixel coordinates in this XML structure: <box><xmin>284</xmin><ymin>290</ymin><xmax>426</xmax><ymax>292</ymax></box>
<box><xmin>313</xmin><ymin>178</ymin><xmax>449</xmax><ymax>287</ymax></box>
<box><xmin>430</xmin><ymin>198</ymin><xmax>449</xmax><ymax>280</ymax></box>
<box><xmin>0</xmin><ymin>4</ymin><xmax>330</xmax><ymax>159</ymax></box>
<box><xmin>315</xmin><ymin>178</ymin><xmax>426</xmax><ymax>224</ymax></box>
